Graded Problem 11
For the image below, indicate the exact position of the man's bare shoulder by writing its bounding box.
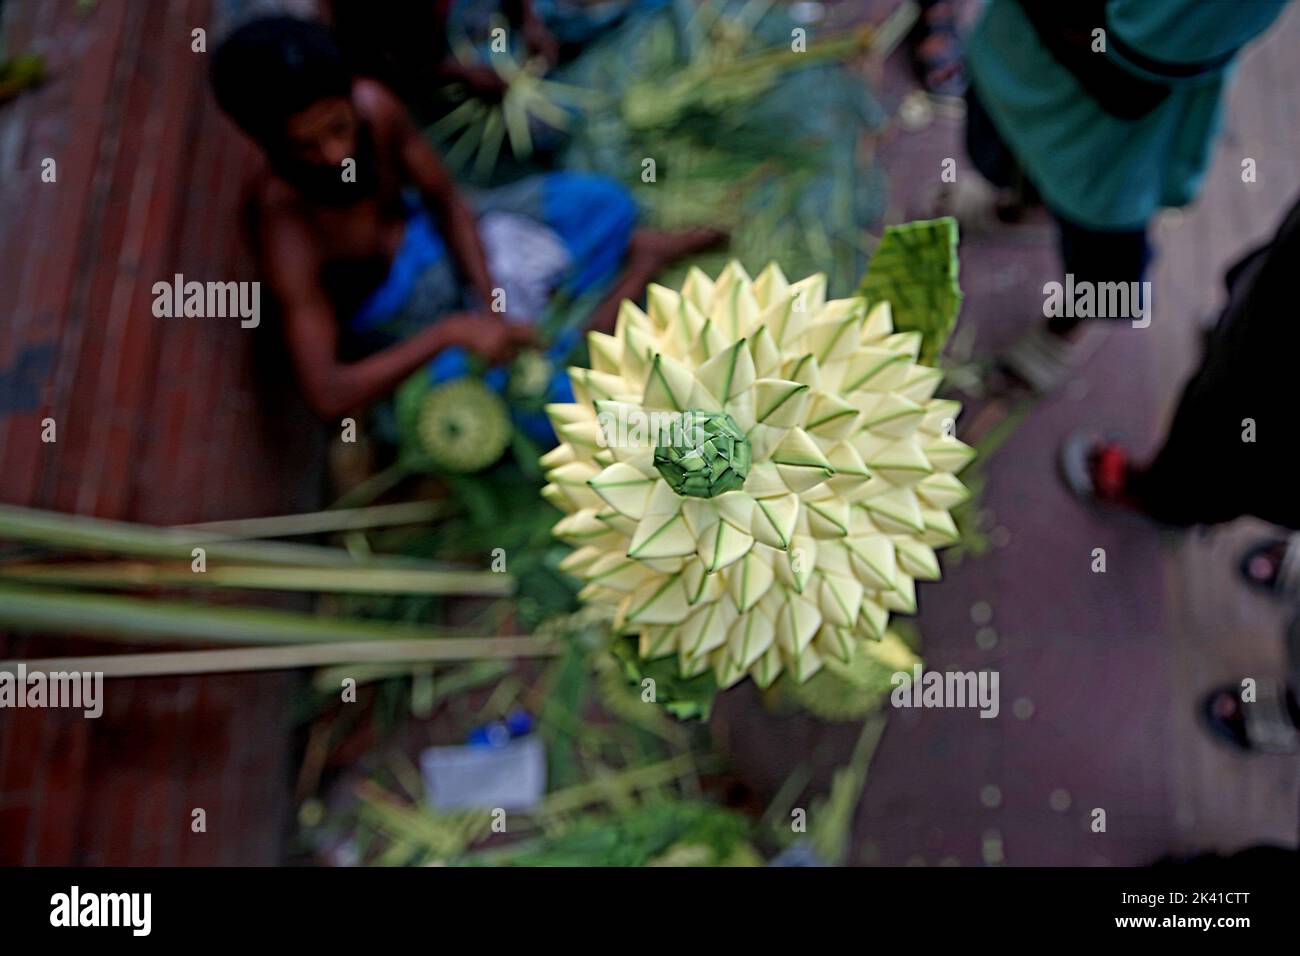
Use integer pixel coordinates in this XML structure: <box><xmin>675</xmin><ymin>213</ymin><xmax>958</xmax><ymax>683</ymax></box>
<box><xmin>249</xmin><ymin>173</ymin><xmax>319</xmax><ymax>255</ymax></box>
<box><xmin>251</xmin><ymin>179</ymin><xmax>299</xmax><ymax>221</ymax></box>
<box><xmin>352</xmin><ymin>78</ymin><xmax>412</xmax><ymax>141</ymax></box>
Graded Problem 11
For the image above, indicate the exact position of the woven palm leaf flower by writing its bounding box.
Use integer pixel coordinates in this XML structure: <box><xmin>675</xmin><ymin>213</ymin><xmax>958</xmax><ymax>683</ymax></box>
<box><xmin>541</xmin><ymin>261</ymin><xmax>973</xmax><ymax>689</ymax></box>
<box><xmin>407</xmin><ymin>377</ymin><xmax>512</xmax><ymax>474</ymax></box>
<box><xmin>433</xmin><ymin>53</ymin><xmax>589</xmax><ymax>178</ymax></box>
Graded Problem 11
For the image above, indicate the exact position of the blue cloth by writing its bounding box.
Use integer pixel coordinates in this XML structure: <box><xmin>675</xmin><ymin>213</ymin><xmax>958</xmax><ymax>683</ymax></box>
<box><xmin>429</xmin><ymin>327</ymin><xmax>578</xmax><ymax>445</ymax></box>
<box><xmin>351</xmin><ymin>173</ymin><xmax>634</xmax><ymax>336</ymax></box>
<box><xmin>543</xmin><ymin>172</ymin><xmax>637</xmax><ymax>296</ymax></box>
<box><xmin>352</xmin><ymin>205</ymin><xmax>450</xmax><ymax>334</ymax></box>
<box><xmin>350</xmin><ymin>172</ymin><xmax>634</xmax><ymax>445</ymax></box>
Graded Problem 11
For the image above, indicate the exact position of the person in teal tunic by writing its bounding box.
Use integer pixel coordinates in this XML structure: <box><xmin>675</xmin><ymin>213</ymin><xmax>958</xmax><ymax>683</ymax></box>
<box><xmin>963</xmin><ymin>0</ymin><xmax>1289</xmax><ymax>393</ymax></box>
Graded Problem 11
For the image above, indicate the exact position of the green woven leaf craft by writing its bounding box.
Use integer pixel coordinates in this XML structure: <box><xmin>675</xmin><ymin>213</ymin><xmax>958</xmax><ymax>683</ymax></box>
<box><xmin>858</xmin><ymin>217</ymin><xmax>963</xmax><ymax>365</ymax></box>
<box><xmin>397</xmin><ymin>376</ymin><xmax>512</xmax><ymax>474</ymax></box>
<box><xmin>653</xmin><ymin>410</ymin><xmax>752</xmax><ymax>499</ymax></box>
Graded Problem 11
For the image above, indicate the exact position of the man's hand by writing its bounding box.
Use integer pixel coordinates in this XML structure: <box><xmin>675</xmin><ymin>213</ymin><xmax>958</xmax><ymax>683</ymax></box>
<box><xmin>441</xmin><ymin>314</ymin><xmax>536</xmax><ymax>365</ymax></box>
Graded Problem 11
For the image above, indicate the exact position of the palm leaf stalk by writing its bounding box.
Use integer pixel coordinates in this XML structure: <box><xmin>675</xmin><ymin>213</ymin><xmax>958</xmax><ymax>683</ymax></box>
<box><xmin>0</xmin><ymin>503</ymin><xmax>441</xmax><ymax>570</ymax></box>
<box><xmin>311</xmin><ymin>658</ymin><xmax>510</xmax><ymax>695</ymax></box>
<box><xmin>619</xmin><ymin>24</ymin><xmax>879</xmax><ymax>130</ymax></box>
<box><xmin>177</xmin><ymin>500</ymin><xmax>450</xmax><ymax>540</ymax></box>
<box><xmin>0</xmin><ymin>560</ymin><xmax>510</xmax><ymax>596</ymax></box>
<box><xmin>563</xmin><ymin>4</ymin><xmax>894</xmax><ymax>294</ymax></box>
<box><xmin>533</xmin><ymin>752</ymin><xmax>707</xmax><ymax>819</ymax></box>
<box><xmin>0</xmin><ymin>583</ymin><xmax>512</xmax><ymax>648</ymax></box>
<box><xmin>808</xmin><ymin>714</ymin><xmax>888</xmax><ymax>865</ymax></box>
<box><xmin>354</xmin><ymin>753</ymin><xmax>711</xmax><ymax>864</ymax></box>
<box><xmin>2</xmin><ymin>637</ymin><xmax>552</xmax><ymax>681</ymax></box>
<box><xmin>432</xmin><ymin>53</ymin><xmax>595</xmax><ymax>175</ymax></box>
<box><xmin>356</xmin><ymin>781</ymin><xmax>496</xmax><ymax>862</ymax></box>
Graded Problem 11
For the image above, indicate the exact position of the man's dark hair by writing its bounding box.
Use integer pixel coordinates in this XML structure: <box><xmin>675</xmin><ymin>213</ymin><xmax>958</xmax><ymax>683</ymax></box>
<box><xmin>210</xmin><ymin>16</ymin><xmax>353</xmax><ymax>142</ymax></box>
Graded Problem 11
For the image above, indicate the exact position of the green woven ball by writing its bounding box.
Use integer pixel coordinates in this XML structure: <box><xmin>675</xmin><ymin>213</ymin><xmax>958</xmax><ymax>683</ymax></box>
<box><xmin>415</xmin><ymin>378</ymin><xmax>512</xmax><ymax>474</ymax></box>
<box><xmin>653</xmin><ymin>409</ymin><xmax>751</xmax><ymax>499</ymax></box>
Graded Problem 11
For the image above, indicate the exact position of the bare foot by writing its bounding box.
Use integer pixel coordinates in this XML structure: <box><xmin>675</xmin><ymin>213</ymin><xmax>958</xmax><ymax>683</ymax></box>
<box><xmin>628</xmin><ymin>227</ymin><xmax>729</xmax><ymax>268</ymax></box>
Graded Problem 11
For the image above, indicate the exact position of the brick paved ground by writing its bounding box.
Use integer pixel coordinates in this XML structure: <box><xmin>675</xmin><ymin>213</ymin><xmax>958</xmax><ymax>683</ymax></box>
<box><xmin>0</xmin><ymin>0</ymin><xmax>323</xmax><ymax>865</ymax></box>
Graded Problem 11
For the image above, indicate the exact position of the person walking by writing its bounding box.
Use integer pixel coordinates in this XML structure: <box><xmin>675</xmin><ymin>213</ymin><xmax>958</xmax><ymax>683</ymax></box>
<box><xmin>1061</xmin><ymin>194</ymin><xmax>1300</xmax><ymax>753</ymax></box>
<box><xmin>962</xmin><ymin>0</ymin><xmax>1289</xmax><ymax>394</ymax></box>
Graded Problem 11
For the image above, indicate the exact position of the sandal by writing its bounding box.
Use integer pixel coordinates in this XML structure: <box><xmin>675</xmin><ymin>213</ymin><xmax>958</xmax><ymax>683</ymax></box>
<box><xmin>1201</xmin><ymin>682</ymin><xmax>1300</xmax><ymax>754</ymax></box>
<box><xmin>1058</xmin><ymin>432</ymin><xmax>1143</xmax><ymax>509</ymax></box>
<box><xmin>1239</xmin><ymin>534</ymin><xmax>1300</xmax><ymax>602</ymax></box>
<box><xmin>996</xmin><ymin>323</ymin><xmax>1092</xmax><ymax>397</ymax></box>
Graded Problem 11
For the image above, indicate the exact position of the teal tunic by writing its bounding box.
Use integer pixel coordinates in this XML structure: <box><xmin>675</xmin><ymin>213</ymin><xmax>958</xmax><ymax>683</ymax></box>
<box><xmin>966</xmin><ymin>0</ymin><xmax>1288</xmax><ymax>231</ymax></box>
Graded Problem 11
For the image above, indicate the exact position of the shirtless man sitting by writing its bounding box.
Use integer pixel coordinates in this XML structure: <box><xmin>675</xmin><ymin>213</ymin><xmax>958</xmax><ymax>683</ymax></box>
<box><xmin>209</xmin><ymin>16</ymin><xmax>722</xmax><ymax>420</ymax></box>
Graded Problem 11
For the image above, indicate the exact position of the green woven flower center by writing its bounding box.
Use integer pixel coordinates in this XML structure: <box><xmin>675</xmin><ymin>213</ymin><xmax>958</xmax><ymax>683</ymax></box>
<box><xmin>653</xmin><ymin>409</ymin><xmax>751</xmax><ymax>499</ymax></box>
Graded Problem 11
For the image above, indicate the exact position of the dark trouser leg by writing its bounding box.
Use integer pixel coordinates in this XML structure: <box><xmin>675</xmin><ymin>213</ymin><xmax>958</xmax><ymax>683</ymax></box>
<box><xmin>1126</xmin><ymin>373</ymin><xmax>1246</xmax><ymax>526</ymax></box>
<box><xmin>964</xmin><ymin>83</ymin><xmax>1020</xmax><ymax>191</ymax></box>
<box><xmin>966</xmin><ymin>83</ymin><xmax>1153</xmax><ymax>338</ymax></box>
<box><xmin>1047</xmin><ymin>215</ymin><xmax>1153</xmax><ymax>337</ymax></box>
<box><xmin>1126</xmin><ymin>210</ymin><xmax>1297</xmax><ymax>527</ymax></box>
